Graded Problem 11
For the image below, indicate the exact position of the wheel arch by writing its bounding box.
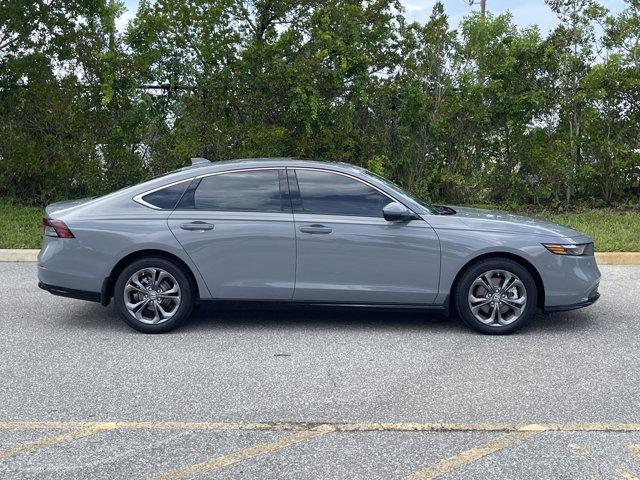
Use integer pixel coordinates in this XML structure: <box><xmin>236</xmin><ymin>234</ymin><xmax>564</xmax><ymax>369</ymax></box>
<box><xmin>450</xmin><ymin>252</ymin><xmax>545</xmax><ymax>309</ymax></box>
<box><xmin>101</xmin><ymin>249</ymin><xmax>201</xmax><ymax>306</ymax></box>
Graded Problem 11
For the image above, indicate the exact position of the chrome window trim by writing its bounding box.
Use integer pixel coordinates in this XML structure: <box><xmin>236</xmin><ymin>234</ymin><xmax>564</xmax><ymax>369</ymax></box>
<box><xmin>133</xmin><ymin>178</ymin><xmax>194</xmax><ymax>210</ymax></box>
<box><xmin>194</xmin><ymin>166</ymin><xmax>282</xmax><ymax>179</ymax></box>
<box><xmin>133</xmin><ymin>165</ymin><xmax>416</xmax><ymax>216</ymax></box>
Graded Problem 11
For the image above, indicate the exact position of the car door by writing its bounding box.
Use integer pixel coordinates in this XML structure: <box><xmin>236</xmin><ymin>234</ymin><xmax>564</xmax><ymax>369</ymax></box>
<box><xmin>289</xmin><ymin>168</ymin><xmax>441</xmax><ymax>304</ymax></box>
<box><xmin>168</xmin><ymin>168</ymin><xmax>296</xmax><ymax>300</ymax></box>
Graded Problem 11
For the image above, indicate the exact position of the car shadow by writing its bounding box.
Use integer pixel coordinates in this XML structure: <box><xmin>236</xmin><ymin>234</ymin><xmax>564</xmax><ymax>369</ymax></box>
<box><xmin>183</xmin><ymin>303</ymin><xmax>598</xmax><ymax>336</ymax></box>
<box><xmin>59</xmin><ymin>300</ymin><xmax>598</xmax><ymax>336</ymax></box>
<box><xmin>184</xmin><ymin>303</ymin><xmax>464</xmax><ymax>333</ymax></box>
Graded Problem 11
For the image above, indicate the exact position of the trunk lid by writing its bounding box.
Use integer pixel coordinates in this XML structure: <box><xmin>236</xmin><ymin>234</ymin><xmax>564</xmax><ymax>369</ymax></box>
<box><xmin>44</xmin><ymin>197</ymin><xmax>95</xmax><ymax>219</ymax></box>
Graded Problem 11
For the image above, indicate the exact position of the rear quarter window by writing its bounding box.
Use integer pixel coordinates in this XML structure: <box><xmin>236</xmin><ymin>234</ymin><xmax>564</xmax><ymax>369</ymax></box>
<box><xmin>140</xmin><ymin>181</ymin><xmax>190</xmax><ymax>209</ymax></box>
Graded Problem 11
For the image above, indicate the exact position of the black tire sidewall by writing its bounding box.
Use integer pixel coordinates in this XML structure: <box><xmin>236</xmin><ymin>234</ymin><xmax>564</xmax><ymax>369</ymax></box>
<box><xmin>114</xmin><ymin>257</ymin><xmax>194</xmax><ymax>333</ymax></box>
<box><xmin>455</xmin><ymin>258</ymin><xmax>537</xmax><ymax>335</ymax></box>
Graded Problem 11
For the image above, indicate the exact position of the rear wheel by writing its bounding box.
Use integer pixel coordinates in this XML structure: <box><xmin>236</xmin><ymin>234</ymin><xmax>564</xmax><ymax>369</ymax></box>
<box><xmin>114</xmin><ymin>257</ymin><xmax>194</xmax><ymax>333</ymax></box>
<box><xmin>455</xmin><ymin>258</ymin><xmax>537</xmax><ymax>334</ymax></box>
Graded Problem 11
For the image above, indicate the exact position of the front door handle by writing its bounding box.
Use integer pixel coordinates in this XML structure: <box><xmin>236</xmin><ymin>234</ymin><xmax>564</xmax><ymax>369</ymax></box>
<box><xmin>299</xmin><ymin>224</ymin><xmax>332</xmax><ymax>234</ymax></box>
<box><xmin>180</xmin><ymin>221</ymin><xmax>215</xmax><ymax>231</ymax></box>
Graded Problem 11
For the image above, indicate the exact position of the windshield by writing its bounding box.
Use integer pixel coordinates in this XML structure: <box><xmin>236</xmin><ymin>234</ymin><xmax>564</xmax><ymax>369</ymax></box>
<box><xmin>365</xmin><ymin>170</ymin><xmax>438</xmax><ymax>214</ymax></box>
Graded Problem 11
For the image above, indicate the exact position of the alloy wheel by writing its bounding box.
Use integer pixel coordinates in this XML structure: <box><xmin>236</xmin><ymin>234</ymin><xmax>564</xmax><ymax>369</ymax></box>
<box><xmin>467</xmin><ymin>269</ymin><xmax>527</xmax><ymax>326</ymax></box>
<box><xmin>123</xmin><ymin>267</ymin><xmax>181</xmax><ymax>324</ymax></box>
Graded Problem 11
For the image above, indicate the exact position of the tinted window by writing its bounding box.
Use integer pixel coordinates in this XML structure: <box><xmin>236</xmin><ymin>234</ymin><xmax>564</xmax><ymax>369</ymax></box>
<box><xmin>193</xmin><ymin>170</ymin><xmax>285</xmax><ymax>212</ymax></box>
<box><xmin>141</xmin><ymin>181</ymin><xmax>189</xmax><ymax>209</ymax></box>
<box><xmin>295</xmin><ymin>170</ymin><xmax>391</xmax><ymax>217</ymax></box>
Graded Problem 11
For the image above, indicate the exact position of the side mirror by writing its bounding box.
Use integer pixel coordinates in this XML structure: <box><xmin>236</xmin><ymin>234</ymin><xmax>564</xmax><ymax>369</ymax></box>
<box><xmin>383</xmin><ymin>202</ymin><xmax>417</xmax><ymax>222</ymax></box>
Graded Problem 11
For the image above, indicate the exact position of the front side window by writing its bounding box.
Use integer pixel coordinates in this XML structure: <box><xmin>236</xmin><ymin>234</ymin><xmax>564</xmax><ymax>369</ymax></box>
<box><xmin>365</xmin><ymin>169</ymin><xmax>437</xmax><ymax>214</ymax></box>
<box><xmin>189</xmin><ymin>169</ymin><xmax>286</xmax><ymax>212</ymax></box>
<box><xmin>294</xmin><ymin>169</ymin><xmax>391</xmax><ymax>217</ymax></box>
<box><xmin>141</xmin><ymin>181</ymin><xmax>189</xmax><ymax>209</ymax></box>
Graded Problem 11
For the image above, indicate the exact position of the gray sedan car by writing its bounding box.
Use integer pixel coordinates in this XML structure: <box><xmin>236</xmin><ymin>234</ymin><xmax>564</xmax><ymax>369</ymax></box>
<box><xmin>38</xmin><ymin>158</ymin><xmax>600</xmax><ymax>334</ymax></box>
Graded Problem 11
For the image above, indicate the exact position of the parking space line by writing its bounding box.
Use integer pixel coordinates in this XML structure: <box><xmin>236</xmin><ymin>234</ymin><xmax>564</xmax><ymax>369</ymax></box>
<box><xmin>152</xmin><ymin>424</ymin><xmax>334</xmax><ymax>480</ymax></box>
<box><xmin>0</xmin><ymin>424</ymin><xmax>114</xmax><ymax>460</ymax></box>
<box><xmin>0</xmin><ymin>421</ymin><xmax>299</xmax><ymax>431</ymax></box>
<box><xmin>629</xmin><ymin>444</ymin><xmax>640</xmax><ymax>461</ymax></box>
<box><xmin>2</xmin><ymin>421</ymin><xmax>640</xmax><ymax>432</ymax></box>
<box><xmin>402</xmin><ymin>425</ymin><xmax>547</xmax><ymax>480</ymax></box>
<box><xmin>546</xmin><ymin>424</ymin><xmax>640</xmax><ymax>432</ymax></box>
<box><xmin>614</xmin><ymin>467</ymin><xmax>639</xmax><ymax>480</ymax></box>
<box><xmin>569</xmin><ymin>443</ymin><xmax>599</xmax><ymax>480</ymax></box>
<box><xmin>337</xmin><ymin>423</ymin><xmax>518</xmax><ymax>432</ymax></box>
<box><xmin>2</xmin><ymin>420</ymin><xmax>640</xmax><ymax>478</ymax></box>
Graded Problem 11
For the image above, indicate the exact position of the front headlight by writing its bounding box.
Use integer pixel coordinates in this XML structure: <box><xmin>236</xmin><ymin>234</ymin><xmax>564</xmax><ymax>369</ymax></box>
<box><xmin>542</xmin><ymin>242</ymin><xmax>594</xmax><ymax>256</ymax></box>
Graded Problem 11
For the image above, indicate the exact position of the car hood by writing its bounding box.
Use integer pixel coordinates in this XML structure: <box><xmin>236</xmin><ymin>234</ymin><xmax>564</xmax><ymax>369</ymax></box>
<box><xmin>444</xmin><ymin>206</ymin><xmax>585</xmax><ymax>238</ymax></box>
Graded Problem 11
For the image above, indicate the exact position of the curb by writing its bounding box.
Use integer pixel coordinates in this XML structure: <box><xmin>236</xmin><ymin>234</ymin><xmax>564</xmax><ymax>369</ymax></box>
<box><xmin>0</xmin><ymin>249</ymin><xmax>40</xmax><ymax>262</ymax></box>
<box><xmin>594</xmin><ymin>252</ymin><xmax>640</xmax><ymax>265</ymax></box>
<box><xmin>1</xmin><ymin>249</ymin><xmax>639</xmax><ymax>265</ymax></box>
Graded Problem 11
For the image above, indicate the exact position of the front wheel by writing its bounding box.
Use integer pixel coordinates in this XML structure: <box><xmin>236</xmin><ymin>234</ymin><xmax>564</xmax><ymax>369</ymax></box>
<box><xmin>455</xmin><ymin>258</ymin><xmax>537</xmax><ymax>334</ymax></box>
<box><xmin>114</xmin><ymin>257</ymin><xmax>194</xmax><ymax>333</ymax></box>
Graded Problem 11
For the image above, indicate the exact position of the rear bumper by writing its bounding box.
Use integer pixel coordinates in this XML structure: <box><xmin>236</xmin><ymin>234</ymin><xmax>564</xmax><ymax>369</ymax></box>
<box><xmin>38</xmin><ymin>281</ymin><xmax>101</xmax><ymax>303</ymax></box>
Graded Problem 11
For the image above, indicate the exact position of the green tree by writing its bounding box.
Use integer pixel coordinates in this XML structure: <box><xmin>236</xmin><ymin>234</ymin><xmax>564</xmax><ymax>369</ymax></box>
<box><xmin>545</xmin><ymin>0</ymin><xmax>606</xmax><ymax>205</ymax></box>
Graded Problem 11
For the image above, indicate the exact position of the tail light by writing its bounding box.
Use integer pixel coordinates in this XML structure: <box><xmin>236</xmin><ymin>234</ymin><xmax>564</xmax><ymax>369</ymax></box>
<box><xmin>43</xmin><ymin>218</ymin><xmax>75</xmax><ymax>238</ymax></box>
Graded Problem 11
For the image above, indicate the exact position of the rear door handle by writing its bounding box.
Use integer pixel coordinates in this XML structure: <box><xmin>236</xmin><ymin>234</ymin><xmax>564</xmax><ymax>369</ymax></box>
<box><xmin>180</xmin><ymin>221</ymin><xmax>214</xmax><ymax>231</ymax></box>
<box><xmin>299</xmin><ymin>224</ymin><xmax>332</xmax><ymax>234</ymax></box>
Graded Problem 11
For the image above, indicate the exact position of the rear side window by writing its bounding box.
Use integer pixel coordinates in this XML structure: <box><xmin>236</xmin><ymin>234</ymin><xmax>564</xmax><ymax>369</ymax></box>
<box><xmin>294</xmin><ymin>170</ymin><xmax>391</xmax><ymax>217</ymax></box>
<box><xmin>189</xmin><ymin>170</ymin><xmax>286</xmax><ymax>212</ymax></box>
<box><xmin>141</xmin><ymin>181</ymin><xmax>189</xmax><ymax>209</ymax></box>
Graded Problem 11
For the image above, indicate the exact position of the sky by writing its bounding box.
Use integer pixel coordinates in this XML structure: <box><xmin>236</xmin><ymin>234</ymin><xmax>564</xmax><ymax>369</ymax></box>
<box><xmin>119</xmin><ymin>0</ymin><xmax>629</xmax><ymax>33</ymax></box>
<box><xmin>402</xmin><ymin>0</ymin><xmax>628</xmax><ymax>32</ymax></box>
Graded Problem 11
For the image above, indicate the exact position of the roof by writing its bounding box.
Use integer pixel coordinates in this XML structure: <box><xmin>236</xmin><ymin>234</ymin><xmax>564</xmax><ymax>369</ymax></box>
<box><xmin>196</xmin><ymin>157</ymin><xmax>366</xmax><ymax>173</ymax></box>
<box><xmin>130</xmin><ymin>157</ymin><xmax>370</xmax><ymax>195</ymax></box>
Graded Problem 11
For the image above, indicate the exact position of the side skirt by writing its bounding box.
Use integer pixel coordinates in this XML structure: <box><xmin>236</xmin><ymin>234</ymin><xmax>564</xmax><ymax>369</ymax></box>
<box><xmin>198</xmin><ymin>297</ymin><xmax>450</xmax><ymax>315</ymax></box>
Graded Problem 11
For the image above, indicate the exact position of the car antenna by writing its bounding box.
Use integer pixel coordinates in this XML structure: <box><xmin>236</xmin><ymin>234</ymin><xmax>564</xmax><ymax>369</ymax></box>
<box><xmin>190</xmin><ymin>157</ymin><xmax>211</xmax><ymax>166</ymax></box>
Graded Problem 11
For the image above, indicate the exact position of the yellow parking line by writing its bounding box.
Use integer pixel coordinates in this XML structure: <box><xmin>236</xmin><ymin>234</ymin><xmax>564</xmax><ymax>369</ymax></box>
<box><xmin>402</xmin><ymin>425</ymin><xmax>547</xmax><ymax>480</ymax></box>
<box><xmin>614</xmin><ymin>467</ymin><xmax>639</xmax><ymax>480</ymax></box>
<box><xmin>629</xmin><ymin>443</ymin><xmax>640</xmax><ymax>461</ymax></box>
<box><xmin>152</xmin><ymin>424</ymin><xmax>334</xmax><ymax>480</ymax></box>
<box><xmin>1</xmin><ymin>420</ymin><xmax>639</xmax><ymax>478</ymax></box>
<box><xmin>2</xmin><ymin>420</ymin><xmax>640</xmax><ymax>432</ymax></box>
<box><xmin>337</xmin><ymin>423</ymin><xmax>517</xmax><ymax>432</ymax></box>
<box><xmin>0</xmin><ymin>424</ymin><xmax>114</xmax><ymax>460</ymax></box>
<box><xmin>547</xmin><ymin>424</ymin><xmax>640</xmax><ymax>432</ymax></box>
<box><xmin>0</xmin><ymin>421</ymin><xmax>299</xmax><ymax>431</ymax></box>
<box><xmin>569</xmin><ymin>443</ymin><xmax>599</xmax><ymax>480</ymax></box>
<box><xmin>0</xmin><ymin>421</ymin><xmax>104</xmax><ymax>430</ymax></box>
<box><xmin>112</xmin><ymin>421</ymin><xmax>296</xmax><ymax>432</ymax></box>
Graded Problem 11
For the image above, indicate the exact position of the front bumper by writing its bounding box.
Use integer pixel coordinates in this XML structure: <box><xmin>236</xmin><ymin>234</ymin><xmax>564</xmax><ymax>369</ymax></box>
<box><xmin>544</xmin><ymin>284</ymin><xmax>600</xmax><ymax>313</ymax></box>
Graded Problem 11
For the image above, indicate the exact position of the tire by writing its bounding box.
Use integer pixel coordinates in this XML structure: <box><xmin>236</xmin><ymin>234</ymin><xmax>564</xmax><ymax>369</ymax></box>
<box><xmin>454</xmin><ymin>258</ymin><xmax>537</xmax><ymax>335</ymax></box>
<box><xmin>114</xmin><ymin>257</ymin><xmax>194</xmax><ymax>333</ymax></box>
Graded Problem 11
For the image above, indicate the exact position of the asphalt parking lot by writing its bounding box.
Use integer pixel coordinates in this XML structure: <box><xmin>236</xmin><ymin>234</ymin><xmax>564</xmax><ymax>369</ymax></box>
<box><xmin>1</xmin><ymin>262</ymin><xmax>639</xmax><ymax>479</ymax></box>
